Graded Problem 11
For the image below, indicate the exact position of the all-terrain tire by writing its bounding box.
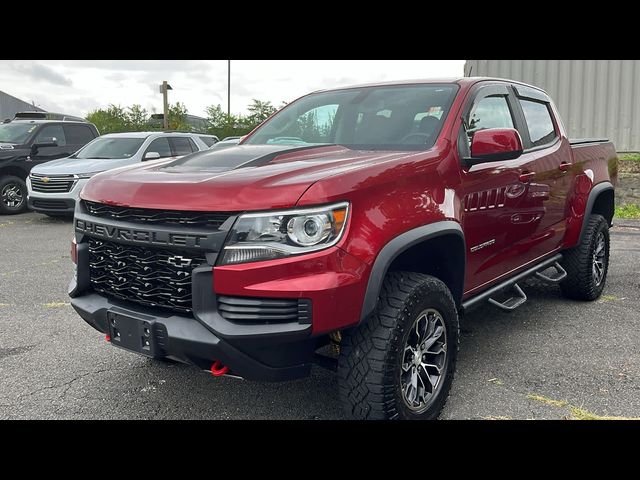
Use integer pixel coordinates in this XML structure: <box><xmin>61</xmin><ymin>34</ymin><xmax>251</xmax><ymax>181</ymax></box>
<box><xmin>560</xmin><ymin>214</ymin><xmax>610</xmax><ymax>301</ymax></box>
<box><xmin>338</xmin><ymin>272</ymin><xmax>459</xmax><ymax>420</ymax></box>
<box><xmin>0</xmin><ymin>176</ymin><xmax>28</xmax><ymax>215</ymax></box>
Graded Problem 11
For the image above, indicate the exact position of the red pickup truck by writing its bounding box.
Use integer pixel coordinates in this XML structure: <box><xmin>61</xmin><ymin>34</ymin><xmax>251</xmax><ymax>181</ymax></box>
<box><xmin>69</xmin><ymin>77</ymin><xmax>617</xmax><ymax>419</ymax></box>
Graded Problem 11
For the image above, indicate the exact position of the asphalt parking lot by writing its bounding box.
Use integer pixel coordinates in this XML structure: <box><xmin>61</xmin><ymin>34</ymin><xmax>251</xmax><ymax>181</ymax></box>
<box><xmin>0</xmin><ymin>212</ymin><xmax>638</xmax><ymax>420</ymax></box>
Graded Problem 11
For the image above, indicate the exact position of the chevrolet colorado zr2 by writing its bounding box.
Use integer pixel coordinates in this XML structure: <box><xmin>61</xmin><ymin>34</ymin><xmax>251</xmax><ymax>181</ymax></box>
<box><xmin>69</xmin><ymin>78</ymin><xmax>617</xmax><ymax>420</ymax></box>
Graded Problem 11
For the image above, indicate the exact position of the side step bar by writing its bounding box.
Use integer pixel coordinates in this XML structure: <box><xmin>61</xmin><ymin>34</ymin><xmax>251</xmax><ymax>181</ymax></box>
<box><xmin>461</xmin><ymin>253</ymin><xmax>563</xmax><ymax>313</ymax></box>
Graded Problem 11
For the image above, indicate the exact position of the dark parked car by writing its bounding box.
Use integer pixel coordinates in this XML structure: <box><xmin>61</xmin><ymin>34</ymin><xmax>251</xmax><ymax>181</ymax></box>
<box><xmin>0</xmin><ymin>119</ymin><xmax>99</xmax><ymax>214</ymax></box>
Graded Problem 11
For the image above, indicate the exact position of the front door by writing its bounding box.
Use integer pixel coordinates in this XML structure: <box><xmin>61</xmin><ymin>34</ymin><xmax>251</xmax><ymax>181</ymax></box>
<box><xmin>30</xmin><ymin>124</ymin><xmax>73</xmax><ymax>166</ymax></box>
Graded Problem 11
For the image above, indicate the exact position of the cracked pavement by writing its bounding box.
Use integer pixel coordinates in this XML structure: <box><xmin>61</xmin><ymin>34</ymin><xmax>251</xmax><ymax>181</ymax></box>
<box><xmin>0</xmin><ymin>212</ymin><xmax>639</xmax><ymax>419</ymax></box>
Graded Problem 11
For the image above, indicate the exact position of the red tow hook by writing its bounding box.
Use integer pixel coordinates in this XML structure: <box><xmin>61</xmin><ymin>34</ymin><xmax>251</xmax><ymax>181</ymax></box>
<box><xmin>210</xmin><ymin>360</ymin><xmax>229</xmax><ymax>377</ymax></box>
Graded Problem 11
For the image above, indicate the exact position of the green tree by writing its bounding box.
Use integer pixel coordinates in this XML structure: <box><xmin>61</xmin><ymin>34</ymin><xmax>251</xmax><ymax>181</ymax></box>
<box><xmin>86</xmin><ymin>104</ymin><xmax>128</xmax><ymax>134</ymax></box>
<box><xmin>125</xmin><ymin>104</ymin><xmax>149</xmax><ymax>131</ymax></box>
<box><xmin>245</xmin><ymin>99</ymin><xmax>277</xmax><ymax>128</ymax></box>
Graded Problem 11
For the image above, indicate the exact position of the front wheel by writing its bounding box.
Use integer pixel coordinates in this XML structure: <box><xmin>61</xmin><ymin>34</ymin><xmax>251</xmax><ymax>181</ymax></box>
<box><xmin>0</xmin><ymin>176</ymin><xmax>28</xmax><ymax>215</ymax></box>
<box><xmin>338</xmin><ymin>272</ymin><xmax>459</xmax><ymax>420</ymax></box>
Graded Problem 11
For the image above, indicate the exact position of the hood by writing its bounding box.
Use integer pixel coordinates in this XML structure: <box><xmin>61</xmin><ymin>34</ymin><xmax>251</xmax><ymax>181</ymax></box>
<box><xmin>31</xmin><ymin>156</ymin><xmax>139</xmax><ymax>175</ymax></box>
<box><xmin>81</xmin><ymin>144</ymin><xmax>416</xmax><ymax>211</ymax></box>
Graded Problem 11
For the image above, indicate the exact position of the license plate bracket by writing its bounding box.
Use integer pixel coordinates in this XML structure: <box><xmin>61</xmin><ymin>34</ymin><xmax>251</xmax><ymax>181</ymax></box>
<box><xmin>107</xmin><ymin>311</ymin><xmax>155</xmax><ymax>357</ymax></box>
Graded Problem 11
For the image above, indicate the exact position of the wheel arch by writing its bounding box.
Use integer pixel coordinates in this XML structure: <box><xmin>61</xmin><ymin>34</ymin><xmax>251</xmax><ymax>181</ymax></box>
<box><xmin>0</xmin><ymin>165</ymin><xmax>29</xmax><ymax>181</ymax></box>
<box><xmin>581</xmin><ymin>182</ymin><xmax>614</xmax><ymax>242</ymax></box>
<box><xmin>360</xmin><ymin>221</ymin><xmax>466</xmax><ymax>322</ymax></box>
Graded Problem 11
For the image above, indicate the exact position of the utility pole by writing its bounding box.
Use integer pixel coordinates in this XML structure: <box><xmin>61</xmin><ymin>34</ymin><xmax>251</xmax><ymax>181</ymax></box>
<box><xmin>227</xmin><ymin>60</ymin><xmax>231</xmax><ymax>119</ymax></box>
<box><xmin>160</xmin><ymin>81</ymin><xmax>173</xmax><ymax>130</ymax></box>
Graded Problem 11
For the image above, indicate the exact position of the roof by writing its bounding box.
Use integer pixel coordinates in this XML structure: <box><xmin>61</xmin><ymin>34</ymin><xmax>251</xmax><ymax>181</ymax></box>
<box><xmin>10</xmin><ymin>119</ymin><xmax>91</xmax><ymax>125</ymax></box>
<box><xmin>312</xmin><ymin>76</ymin><xmax>545</xmax><ymax>93</ymax></box>
<box><xmin>100</xmin><ymin>131</ymin><xmax>203</xmax><ymax>139</ymax></box>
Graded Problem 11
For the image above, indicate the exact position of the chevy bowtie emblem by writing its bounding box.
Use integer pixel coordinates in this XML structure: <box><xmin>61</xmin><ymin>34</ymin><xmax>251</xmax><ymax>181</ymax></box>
<box><xmin>42</xmin><ymin>177</ymin><xmax>50</xmax><ymax>183</ymax></box>
<box><xmin>166</xmin><ymin>255</ymin><xmax>192</xmax><ymax>268</ymax></box>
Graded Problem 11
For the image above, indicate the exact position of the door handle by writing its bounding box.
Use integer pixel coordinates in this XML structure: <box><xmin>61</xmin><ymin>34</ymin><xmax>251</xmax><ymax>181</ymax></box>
<box><xmin>559</xmin><ymin>162</ymin><xmax>572</xmax><ymax>172</ymax></box>
<box><xmin>519</xmin><ymin>171</ymin><xmax>535</xmax><ymax>183</ymax></box>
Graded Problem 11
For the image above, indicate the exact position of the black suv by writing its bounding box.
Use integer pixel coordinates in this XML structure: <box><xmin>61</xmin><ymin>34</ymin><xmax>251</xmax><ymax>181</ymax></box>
<box><xmin>0</xmin><ymin>119</ymin><xmax>99</xmax><ymax>214</ymax></box>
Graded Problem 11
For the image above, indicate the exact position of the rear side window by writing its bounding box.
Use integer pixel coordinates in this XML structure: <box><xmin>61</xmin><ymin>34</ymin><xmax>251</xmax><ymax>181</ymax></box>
<box><xmin>199</xmin><ymin>136</ymin><xmax>217</xmax><ymax>147</ymax></box>
<box><xmin>170</xmin><ymin>137</ymin><xmax>196</xmax><ymax>156</ymax></box>
<box><xmin>146</xmin><ymin>137</ymin><xmax>172</xmax><ymax>158</ymax></box>
<box><xmin>35</xmin><ymin>124</ymin><xmax>66</xmax><ymax>146</ymax></box>
<box><xmin>64</xmin><ymin>124</ymin><xmax>95</xmax><ymax>145</ymax></box>
<box><xmin>519</xmin><ymin>99</ymin><xmax>556</xmax><ymax>147</ymax></box>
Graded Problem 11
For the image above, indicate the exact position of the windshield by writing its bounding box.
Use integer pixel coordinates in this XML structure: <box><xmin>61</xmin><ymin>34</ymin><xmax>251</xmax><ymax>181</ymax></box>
<box><xmin>73</xmin><ymin>137</ymin><xmax>146</xmax><ymax>159</ymax></box>
<box><xmin>244</xmin><ymin>84</ymin><xmax>458</xmax><ymax>150</ymax></box>
<box><xmin>0</xmin><ymin>123</ymin><xmax>38</xmax><ymax>144</ymax></box>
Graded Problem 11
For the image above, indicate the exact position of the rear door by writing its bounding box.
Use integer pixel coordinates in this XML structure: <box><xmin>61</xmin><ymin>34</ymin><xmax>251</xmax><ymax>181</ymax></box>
<box><xmin>509</xmin><ymin>84</ymin><xmax>572</xmax><ymax>256</ymax></box>
<box><xmin>63</xmin><ymin>124</ymin><xmax>97</xmax><ymax>155</ymax></box>
<box><xmin>169</xmin><ymin>137</ymin><xmax>198</xmax><ymax>157</ymax></box>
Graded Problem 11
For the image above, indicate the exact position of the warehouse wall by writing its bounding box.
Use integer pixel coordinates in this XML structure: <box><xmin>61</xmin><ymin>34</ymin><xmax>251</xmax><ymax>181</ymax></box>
<box><xmin>464</xmin><ymin>60</ymin><xmax>640</xmax><ymax>152</ymax></box>
<box><xmin>0</xmin><ymin>91</ymin><xmax>45</xmax><ymax>121</ymax></box>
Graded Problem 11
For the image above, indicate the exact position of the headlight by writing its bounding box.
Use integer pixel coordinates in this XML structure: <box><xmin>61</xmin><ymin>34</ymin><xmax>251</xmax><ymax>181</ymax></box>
<box><xmin>219</xmin><ymin>202</ymin><xmax>349</xmax><ymax>265</ymax></box>
<box><xmin>74</xmin><ymin>172</ymin><xmax>102</xmax><ymax>179</ymax></box>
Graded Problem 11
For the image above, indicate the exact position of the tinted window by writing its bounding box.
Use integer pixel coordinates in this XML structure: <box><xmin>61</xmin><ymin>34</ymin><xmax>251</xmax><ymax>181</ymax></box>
<box><xmin>244</xmin><ymin>84</ymin><xmax>458</xmax><ymax>150</ymax></box>
<box><xmin>75</xmin><ymin>137</ymin><xmax>145</xmax><ymax>159</ymax></box>
<box><xmin>64</xmin><ymin>124</ymin><xmax>95</xmax><ymax>145</ymax></box>
<box><xmin>519</xmin><ymin>99</ymin><xmax>556</xmax><ymax>147</ymax></box>
<box><xmin>199</xmin><ymin>136</ymin><xmax>217</xmax><ymax>147</ymax></box>
<box><xmin>146</xmin><ymin>137</ymin><xmax>172</xmax><ymax>158</ymax></box>
<box><xmin>35</xmin><ymin>125</ymin><xmax>66</xmax><ymax>146</ymax></box>
<box><xmin>170</xmin><ymin>137</ymin><xmax>195</xmax><ymax>156</ymax></box>
<box><xmin>468</xmin><ymin>95</ymin><xmax>514</xmax><ymax>134</ymax></box>
<box><xmin>0</xmin><ymin>123</ymin><xmax>38</xmax><ymax>143</ymax></box>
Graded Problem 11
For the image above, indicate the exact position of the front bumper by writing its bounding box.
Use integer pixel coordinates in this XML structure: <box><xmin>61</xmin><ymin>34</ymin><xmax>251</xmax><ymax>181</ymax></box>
<box><xmin>70</xmin><ymin>292</ymin><xmax>313</xmax><ymax>381</ymax></box>
<box><xmin>27</xmin><ymin>177</ymin><xmax>88</xmax><ymax>215</ymax></box>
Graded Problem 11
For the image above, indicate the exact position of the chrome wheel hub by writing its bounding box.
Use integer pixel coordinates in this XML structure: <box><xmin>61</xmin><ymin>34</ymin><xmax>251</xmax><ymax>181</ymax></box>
<box><xmin>2</xmin><ymin>183</ymin><xmax>24</xmax><ymax>208</ymax></box>
<box><xmin>400</xmin><ymin>308</ymin><xmax>447</xmax><ymax>412</ymax></box>
<box><xmin>592</xmin><ymin>231</ymin><xmax>606</xmax><ymax>286</ymax></box>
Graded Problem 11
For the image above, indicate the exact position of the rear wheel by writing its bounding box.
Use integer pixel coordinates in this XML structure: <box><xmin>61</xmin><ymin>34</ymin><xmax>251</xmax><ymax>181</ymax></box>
<box><xmin>560</xmin><ymin>214</ymin><xmax>610</xmax><ymax>300</ymax></box>
<box><xmin>338</xmin><ymin>272</ymin><xmax>459</xmax><ymax>420</ymax></box>
<box><xmin>0</xmin><ymin>176</ymin><xmax>28</xmax><ymax>215</ymax></box>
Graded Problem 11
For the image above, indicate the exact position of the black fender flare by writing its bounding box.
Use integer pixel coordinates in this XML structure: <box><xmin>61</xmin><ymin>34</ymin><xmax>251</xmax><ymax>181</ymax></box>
<box><xmin>580</xmin><ymin>181</ymin><xmax>614</xmax><ymax>242</ymax></box>
<box><xmin>359</xmin><ymin>221</ymin><xmax>466</xmax><ymax>322</ymax></box>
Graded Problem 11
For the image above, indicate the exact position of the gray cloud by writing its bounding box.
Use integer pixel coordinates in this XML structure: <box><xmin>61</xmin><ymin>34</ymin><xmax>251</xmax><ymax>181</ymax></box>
<box><xmin>12</xmin><ymin>62</ymin><xmax>73</xmax><ymax>87</ymax></box>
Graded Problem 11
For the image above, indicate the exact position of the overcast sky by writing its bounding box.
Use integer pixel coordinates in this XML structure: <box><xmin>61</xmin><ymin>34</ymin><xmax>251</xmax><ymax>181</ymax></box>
<box><xmin>0</xmin><ymin>60</ymin><xmax>465</xmax><ymax>118</ymax></box>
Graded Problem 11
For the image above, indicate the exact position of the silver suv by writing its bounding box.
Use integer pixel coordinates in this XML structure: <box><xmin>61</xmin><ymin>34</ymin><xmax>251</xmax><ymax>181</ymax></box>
<box><xmin>27</xmin><ymin>132</ymin><xmax>208</xmax><ymax>216</ymax></box>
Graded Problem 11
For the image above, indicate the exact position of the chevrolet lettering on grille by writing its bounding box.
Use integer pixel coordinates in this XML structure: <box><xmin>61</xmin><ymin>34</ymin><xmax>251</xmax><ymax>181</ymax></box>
<box><xmin>75</xmin><ymin>219</ymin><xmax>209</xmax><ymax>248</ymax></box>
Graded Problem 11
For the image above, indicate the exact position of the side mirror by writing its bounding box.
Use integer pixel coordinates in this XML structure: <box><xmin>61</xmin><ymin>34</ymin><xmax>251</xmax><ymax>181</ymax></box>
<box><xmin>467</xmin><ymin>128</ymin><xmax>523</xmax><ymax>166</ymax></box>
<box><xmin>143</xmin><ymin>151</ymin><xmax>161</xmax><ymax>161</ymax></box>
<box><xmin>32</xmin><ymin>137</ymin><xmax>59</xmax><ymax>150</ymax></box>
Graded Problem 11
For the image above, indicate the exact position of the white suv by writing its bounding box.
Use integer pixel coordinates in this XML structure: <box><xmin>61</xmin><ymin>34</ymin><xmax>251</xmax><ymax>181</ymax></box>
<box><xmin>27</xmin><ymin>132</ymin><xmax>209</xmax><ymax>216</ymax></box>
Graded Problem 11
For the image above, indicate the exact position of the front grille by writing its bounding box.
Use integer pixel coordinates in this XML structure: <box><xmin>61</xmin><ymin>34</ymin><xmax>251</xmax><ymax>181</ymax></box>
<box><xmin>30</xmin><ymin>174</ymin><xmax>75</xmax><ymax>193</ymax></box>
<box><xmin>88</xmin><ymin>238</ymin><xmax>206</xmax><ymax>314</ymax></box>
<box><xmin>32</xmin><ymin>199</ymin><xmax>71</xmax><ymax>210</ymax></box>
<box><xmin>218</xmin><ymin>296</ymin><xmax>312</xmax><ymax>324</ymax></box>
<box><xmin>84</xmin><ymin>201</ymin><xmax>233</xmax><ymax>230</ymax></box>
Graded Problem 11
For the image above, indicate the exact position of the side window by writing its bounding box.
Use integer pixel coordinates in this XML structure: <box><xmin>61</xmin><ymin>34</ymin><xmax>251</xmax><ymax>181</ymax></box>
<box><xmin>199</xmin><ymin>136</ymin><xmax>216</xmax><ymax>147</ymax></box>
<box><xmin>145</xmin><ymin>137</ymin><xmax>172</xmax><ymax>158</ymax></box>
<box><xmin>467</xmin><ymin>95</ymin><xmax>515</xmax><ymax>135</ymax></box>
<box><xmin>170</xmin><ymin>137</ymin><xmax>196</xmax><ymax>156</ymax></box>
<box><xmin>519</xmin><ymin>99</ymin><xmax>556</xmax><ymax>147</ymax></box>
<box><xmin>35</xmin><ymin>125</ymin><xmax>66</xmax><ymax>146</ymax></box>
<box><xmin>63</xmin><ymin>124</ymin><xmax>95</xmax><ymax>145</ymax></box>
<box><xmin>188</xmin><ymin>138</ymin><xmax>199</xmax><ymax>151</ymax></box>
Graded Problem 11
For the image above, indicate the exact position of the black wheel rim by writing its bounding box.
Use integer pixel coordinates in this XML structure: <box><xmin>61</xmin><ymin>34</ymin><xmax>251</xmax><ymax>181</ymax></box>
<box><xmin>1</xmin><ymin>182</ymin><xmax>24</xmax><ymax>209</ymax></box>
<box><xmin>400</xmin><ymin>308</ymin><xmax>448</xmax><ymax>413</ymax></box>
<box><xmin>592</xmin><ymin>231</ymin><xmax>606</xmax><ymax>286</ymax></box>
